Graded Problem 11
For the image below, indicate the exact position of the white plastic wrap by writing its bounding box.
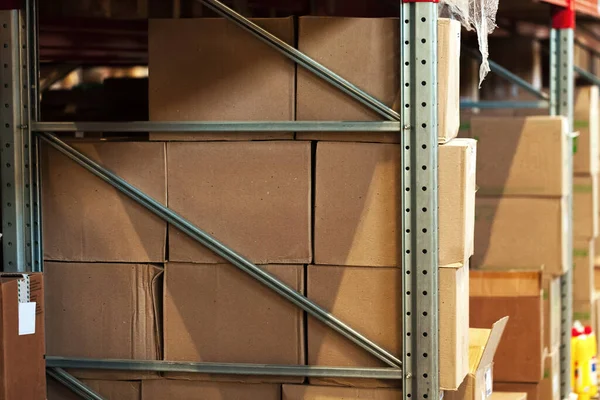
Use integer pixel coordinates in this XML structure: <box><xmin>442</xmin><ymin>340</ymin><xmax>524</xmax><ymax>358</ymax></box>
<box><xmin>441</xmin><ymin>0</ymin><xmax>499</xmax><ymax>86</ymax></box>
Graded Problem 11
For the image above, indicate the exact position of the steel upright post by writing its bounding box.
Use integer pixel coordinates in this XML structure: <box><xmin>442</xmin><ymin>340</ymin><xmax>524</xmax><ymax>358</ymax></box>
<box><xmin>0</xmin><ymin>2</ymin><xmax>36</xmax><ymax>273</ymax></box>
<box><xmin>549</xmin><ymin>1</ymin><xmax>575</xmax><ymax>398</ymax></box>
<box><xmin>401</xmin><ymin>1</ymin><xmax>439</xmax><ymax>399</ymax></box>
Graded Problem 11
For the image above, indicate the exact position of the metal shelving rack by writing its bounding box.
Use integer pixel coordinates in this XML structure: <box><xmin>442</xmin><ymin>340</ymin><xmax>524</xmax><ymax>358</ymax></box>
<box><xmin>0</xmin><ymin>0</ymin><xmax>589</xmax><ymax>399</ymax></box>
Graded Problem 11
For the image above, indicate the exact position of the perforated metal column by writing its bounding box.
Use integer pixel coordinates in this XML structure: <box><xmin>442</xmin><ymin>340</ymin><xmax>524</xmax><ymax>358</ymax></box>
<box><xmin>401</xmin><ymin>2</ymin><xmax>439</xmax><ymax>399</ymax></box>
<box><xmin>550</xmin><ymin>23</ymin><xmax>574</xmax><ymax>400</ymax></box>
<box><xmin>0</xmin><ymin>9</ymin><xmax>35</xmax><ymax>272</ymax></box>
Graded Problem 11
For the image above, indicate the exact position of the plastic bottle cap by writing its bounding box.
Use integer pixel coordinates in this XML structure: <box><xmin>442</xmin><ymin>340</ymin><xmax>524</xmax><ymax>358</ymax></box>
<box><xmin>585</xmin><ymin>326</ymin><xmax>593</xmax><ymax>335</ymax></box>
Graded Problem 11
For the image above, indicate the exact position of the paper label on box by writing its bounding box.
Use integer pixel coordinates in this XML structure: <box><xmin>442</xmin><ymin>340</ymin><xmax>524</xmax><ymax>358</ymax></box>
<box><xmin>18</xmin><ymin>302</ymin><xmax>36</xmax><ymax>335</ymax></box>
<box><xmin>484</xmin><ymin>366</ymin><xmax>493</xmax><ymax>398</ymax></box>
<box><xmin>553</xmin><ymin>373</ymin><xmax>560</xmax><ymax>397</ymax></box>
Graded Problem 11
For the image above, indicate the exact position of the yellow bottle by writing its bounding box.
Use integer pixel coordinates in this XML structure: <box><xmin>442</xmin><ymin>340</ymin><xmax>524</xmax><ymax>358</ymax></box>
<box><xmin>573</xmin><ymin>327</ymin><xmax>582</xmax><ymax>394</ymax></box>
<box><xmin>584</xmin><ymin>326</ymin><xmax>598</xmax><ymax>397</ymax></box>
<box><xmin>574</xmin><ymin>324</ymin><xmax>593</xmax><ymax>399</ymax></box>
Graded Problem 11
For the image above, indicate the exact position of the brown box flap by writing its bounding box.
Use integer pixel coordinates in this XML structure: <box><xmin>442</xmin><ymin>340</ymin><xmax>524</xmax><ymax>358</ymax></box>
<box><xmin>472</xmin><ymin>317</ymin><xmax>509</xmax><ymax>370</ymax></box>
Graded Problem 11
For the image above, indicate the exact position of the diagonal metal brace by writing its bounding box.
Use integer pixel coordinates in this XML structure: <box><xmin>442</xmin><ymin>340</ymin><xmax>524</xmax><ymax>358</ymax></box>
<box><xmin>200</xmin><ymin>0</ymin><xmax>401</xmax><ymax>122</ymax></box>
<box><xmin>574</xmin><ymin>65</ymin><xmax>600</xmax><ymax>87</ymax></box>
<box><xmin>46</xmin><ymin>368</ymin><xmax>105</xmax><ymax>400</ymax></box>
<box><xmin>38</xmin><ymin>132</ymin><xmax>402</xmax><ymax>369</ymax></box>
<box><xmin>464</xmin><ymin>46</ymin><xmax>549</xmax><ymax>101</ymax></box>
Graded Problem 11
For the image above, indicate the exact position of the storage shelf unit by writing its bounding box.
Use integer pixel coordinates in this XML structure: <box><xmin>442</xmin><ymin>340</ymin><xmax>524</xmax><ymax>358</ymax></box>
<box><xmin>0</xmin><ymin>0</ymin><xmax>594</xmax><ymax>399</ymax></box>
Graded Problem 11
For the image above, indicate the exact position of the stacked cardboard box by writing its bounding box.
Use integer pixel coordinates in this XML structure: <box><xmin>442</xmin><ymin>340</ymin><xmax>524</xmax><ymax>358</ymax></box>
<box><xmin>466</xmin><ymin>114</ymin><xmax>569</xmax><ymax>400</ymax></box>
<box><xmin>42</xmin><ymin>142</ymin><xmax>167</xmax><ymax>383</ymax></box>
<box><xmin>44</xmin><ymin>16</ymin><xmax>468</xmax><ymax>398</ymax></box>
<box><xmin>573</xmin><ymin>86</ymin><xmax>600</xmax><ymax>332</ymax></box>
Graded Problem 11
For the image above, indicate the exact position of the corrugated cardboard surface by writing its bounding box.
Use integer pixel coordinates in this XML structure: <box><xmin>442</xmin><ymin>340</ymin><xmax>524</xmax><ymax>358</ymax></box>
<box><xmin>315</xmin><ymin>140</ymin><xmax>475</xmax><ymax>267</ymax></box>
<box><xmin>148</xmin><ymin>18</ymin><xmax>295</xmax><ymax>141</ymax></box>
<box><xmin>45</xmin><ymin>262</ymin><xmax>162</xmax><ymax>380</ymax></box>
<box><xmin>439</xmin><ymin>139</ymin><xmax>477</xmax><ymax>265</ymax></box>
<box><xmin>574</xmin><ymin>174</ymin><xmax>599</xmax><ymax>239</ymax></box>
<box><xmin>306</xmin><ymin>263</ymin><xmax>468</xmax><ymax>390</ymax></box>
<box><xmin>163</xmin><ymin>263</ymin><xmax>304</xmax><ymax>383</ymax></box>
<box><xmin>142</xmin><ymin>380</ymin><xmax>280</xmax><ymax>400</ymax></box>
<box><xmin>494</xmin><ymin>382</ymin><xmax>541</xmax><ymax>400</ymax></box>
<box><xmin>490</xmin><ymin>393</ymin><xmax>527</xmax><ymax>400</ymax></box>
<box><xmin>0</xmin><ymin>273</ymin><xmax>46</xmax><ymax>400</ymax></box>
<box><xmin>296</xmin><ymin>17</ymin><xmax>459</xmax><ymax>143</ymax></box>
<box><xmin>444</xmin><ymin>367</ymin><xmax>488</xmax><ymax>400</ymax></box>
<box><xmin>470</xmin><ymin>271</ymin><xmax>544</xmax><ymax>383</ymax></box>
<box><xmin>573</xmin><ymin>240</ymin><xmax>594</xmax><ymax>303</ymax></box>
<box><xmin>282</xmin><ymin>385</ymin><xmax>401</xmax><ymax>400</ymax></box>
<box><xmin>47</xmin><ymin>379</ymin><xmax>141</xmax><ymax>400</ymax></box>
<box><xmin>574</xmin><ymin>86</ymin><xmax>600</xmax><ymax>175</ymax></box>
<box><xmin>574</xmin><ymin>298</ymin><xmax>595</xmax><ymax>327</ymax></box>
<box><xmin>41</xmin><ymin>142</ymin><xmax>167</xmax><ymax>262</ymax></box>
<box><xmin>542</xmin><ymin>275</ymin><xmax>561</xmax><ymax>352</ymax></box>
<box><xmin>167</xmin><ymin>141</ymin><xmax>311</xmax><ymax>264</ymax></box>
<box><xmin>539</xmin><ymin>348</ymin><xmax>560</xmax><ymax>400</ymax></box>
<box><xmin>469</xmin><ymin>116</ymin><xmax>568</xmax><ymax>197</ymax></box>
<box><xmin>474</xmin><ymin>197</ymin><xmax>567</xmax><ymax>275</ymax></box>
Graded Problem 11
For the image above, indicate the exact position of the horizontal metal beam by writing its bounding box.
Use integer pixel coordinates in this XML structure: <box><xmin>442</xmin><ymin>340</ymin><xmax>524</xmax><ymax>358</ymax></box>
<box><xmin>46</xmin><ymin>357</ymin><xmax>403</xmax><ymax>379</ymax></box>
<box><xmin>200</xmin><ymin>0</ymin><xmax>400</xmax><ymax>121</ymax></box>
<box><xmin>460</xmin><ymin>100</ymin><xmax>550</xmax><ymax>109</ymax></box>
<box><xmin>32</xmin><ymin>121</ymin><xmax>401</xmax><ymax>133</ymax></box>
<box><xmin>46</xmin><ymin>368</ymin><xmax>105</xmax><ymax>400</ymax></box>
<box><xmin>574</xmin><ymin>65</ymin><xmax>600</xmax><ymax>87</ymax></box>
<box><xmin>464</xmin><ymin>47</ymin><xmax>549</xmax><ymax>101</ymax></box>
<box><xmin>38</xmin><ymin>132</ymin><xmax>402</xmax><ymax>369</ymax></box>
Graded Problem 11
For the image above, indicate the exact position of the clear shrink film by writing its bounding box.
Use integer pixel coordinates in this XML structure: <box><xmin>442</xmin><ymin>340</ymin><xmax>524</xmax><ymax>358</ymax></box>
<box><xmin>440</xmin><ymin>0</ymin><xmax>499</xmax><ymax>86</ymax></box>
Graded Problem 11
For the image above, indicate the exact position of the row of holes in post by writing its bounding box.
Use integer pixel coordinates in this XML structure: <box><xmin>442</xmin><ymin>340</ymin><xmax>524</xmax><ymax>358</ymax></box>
<box><xmin>403</xmin><ymin>12</ymin><xmax>434</xmax><ymax>400</ymax></box>
<box><xmin>1</xmin><ymin>20</ymin><xmax>36</xmax><ymax>268</ymax></box>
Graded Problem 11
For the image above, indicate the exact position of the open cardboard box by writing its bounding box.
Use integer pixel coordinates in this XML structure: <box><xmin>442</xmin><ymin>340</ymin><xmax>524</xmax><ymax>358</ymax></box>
<box><xmin>446</xmin><ymin>317</ymin><xmax>509</xmax><ymax>400</ymax></box>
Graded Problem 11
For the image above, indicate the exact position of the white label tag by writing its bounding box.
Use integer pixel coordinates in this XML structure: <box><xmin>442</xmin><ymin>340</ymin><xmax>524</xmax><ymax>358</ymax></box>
<box><xmin>484</xmin><ymin>367</ymin><xmax>493</xmax><ymax>397</ymax></box>
<box><xmin>18</xmin><ymin>302</ymin><xmax>36</xmax><ymax>335</ymax></box>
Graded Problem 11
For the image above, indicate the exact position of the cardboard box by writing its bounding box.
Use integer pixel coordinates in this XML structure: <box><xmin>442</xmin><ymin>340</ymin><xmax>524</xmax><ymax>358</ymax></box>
<box><xmin>574</xmin><ymin>174</ymin><xmax>599</xmax><ymax>239</ymax></box>
<box><xmin>540</xmin><ymin>348</ymin><xmax>561</xmax><ymax>400</ymax></box>
<box><xmin>142</xmin><ymin>380</ymin><xmax>280</xmax><ymax>400</ymax></box>
<box><xmin>148</xmin><ymin>18</ymin><xmax>295</xmax><ymax>141</ymax></box>
<box><xmin>282</xmin><ymin>385</ymin><xmax>401</xmax><ymax>400</ymax></box>
<box><xmin>494</xmin><ymin>379</ymin><xmax>556</xmax><ymax>400</ymax></box>
<box><xmin>47</xmin><ymin>379</ymin><xmax>141</xmax><ymax>400</ymax></box>
<box><xmin>469</xmin><ymin>116</ymin><xmax>569</xmax><ymax>197</ymax></box>
<box><xmin>42</xmin><ymin>142</ymin><xmax>167</xmax><ymax>263</ymax></box>
<box><xmin>574</xmin><ymin>298</ymin><xmax>595</xmax><ymax>327</ymax></box>
<box><xmin>473</xmin><ymin>197</ymin><xmax>568</xmax><ymax>275</ymax></box>
<box><xmin>574</xmin><ymin>86</ymin><xmax>600</xmax><ymax>175</ymax></box>
<box><xmin>444</xmin><ymin>317</ymin><xmax>509</xmax><ymax>400</ymax></box>
<box><xmin>315</xmin><ymin>139</ymin><xmax>476</xmax><ymax>267</ymax></box>
<box><xmin>543</xmin><ymin>275</ymin><xmax>561</xmax><ymax>352</ymax></box>
<box><xmin>490</xmin><ymin>394</ymin><xmax>527</xmax><ymax>400</ymax></box>
<box><xmin>307</xmin><ymin>262</ymin><xmax>468</xmax><ymax>390</ymax></box>
<box><xmin>45</xmin><ymin>262</ymin><xmax>162</xmax><ymax>380</ymax></box>
<box><xmin>296</xmin><ymin>17</ymin><xmax>460</xmax><ymax>143</ymax></box>
<box><xmin>470</xmin><ymin>271</ymin><xmax>544</xmax><ymax>383</ymax></box>
<box><xmin>595</xmin><ymin>267</ymin><xmax>600</xmax><ymax>290</ymax></box>
<box><xmin>167</xmin><ymin>141</ymin><xmax>311</xmax><ymax>264</ymax></box>
<box><xmin>0</xmin><ymin>273</ymin><xmax>46</xmax><ymax>400</ymax></box>
<box><xmin>164</xmin><ymin>263</ymin><xmax>304</xmax><ymax>382</ymax></box>
<box><xmin>574</xmin><ymin>240</ymin><xmax>595</xmax><ymax>302</ymax></box>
